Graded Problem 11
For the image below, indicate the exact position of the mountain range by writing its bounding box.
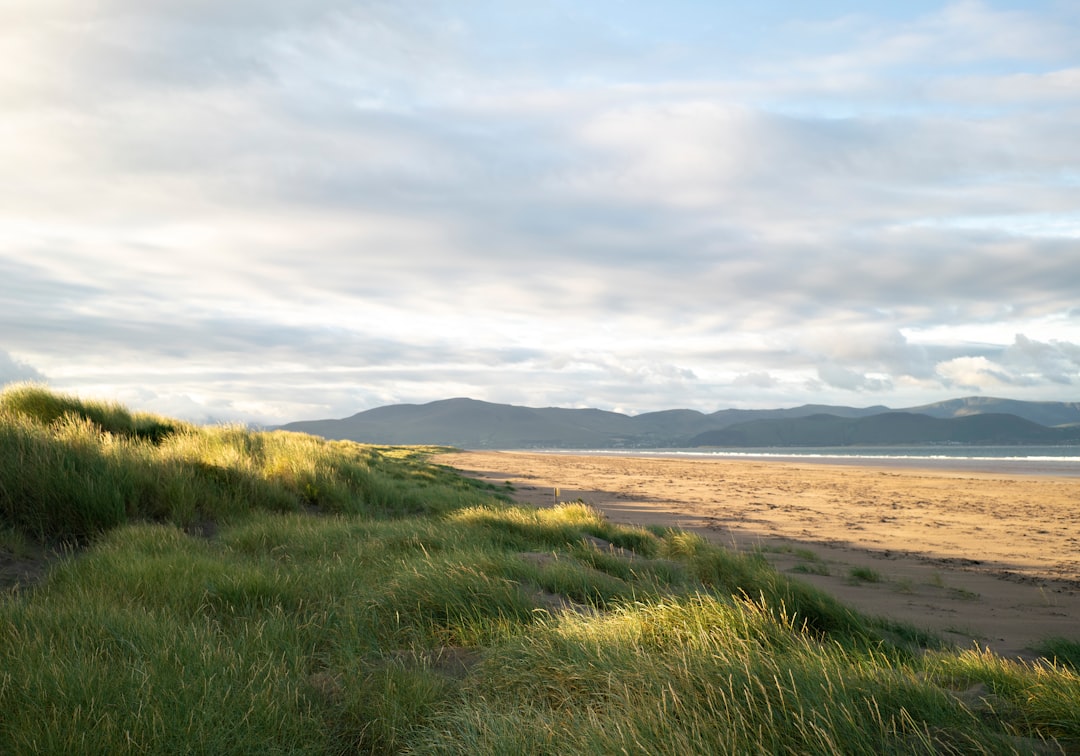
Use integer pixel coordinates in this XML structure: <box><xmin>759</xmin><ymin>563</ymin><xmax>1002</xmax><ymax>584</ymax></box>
<box><xmin>279</xmin><ymin>396</ymin><xmax>1080</xmax><ymax>449</ymax></box>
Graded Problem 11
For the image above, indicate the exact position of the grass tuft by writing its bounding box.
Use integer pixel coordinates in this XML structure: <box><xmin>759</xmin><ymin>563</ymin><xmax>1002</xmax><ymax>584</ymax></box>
<box><xmin>849</xmin><ymin>566</ymin><xmax>884</xmax><ymax>584</ymax></box>
<box><xmin>1033</xmin><ymin>637</ymin><xmax>1080</xmax><ymax>671</ymax></box>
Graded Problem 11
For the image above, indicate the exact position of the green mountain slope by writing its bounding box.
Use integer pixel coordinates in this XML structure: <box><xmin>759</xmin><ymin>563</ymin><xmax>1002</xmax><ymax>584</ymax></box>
<box><xmin>689</xmin><ymin>412</ymin><xmax>1080</xmax><ymax>447</ymax></box>
<box><xmin>281</xmin><ymin>397</ymin><xmax>1080</xmax><ymax>448</ymax></box>
<box><xmin>282</xmin><ymin>397</ymin><xmax>639</xmax><ymax>448</ymax></box>
<box><xmin>906</xmin><ymin>397</ymin><xmax>1080</xmax><ymax>426</ymax></box>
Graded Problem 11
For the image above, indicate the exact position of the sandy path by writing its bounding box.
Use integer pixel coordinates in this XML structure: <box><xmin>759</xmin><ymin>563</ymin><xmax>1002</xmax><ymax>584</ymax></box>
<box><xmin>439</xmin><ymin>451</ymin><xmax>1080</xmax><ymax>661</ymax></box>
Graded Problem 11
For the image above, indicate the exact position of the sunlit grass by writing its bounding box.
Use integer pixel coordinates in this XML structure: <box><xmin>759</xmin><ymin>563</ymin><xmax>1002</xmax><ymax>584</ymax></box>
<box><xmin>0</xmin><ymin>383</ymin><xmax>492</xmax><ymax>542</ymax></box>
<box><xmin>849</xmin><ymin>566</ymin><xmax>884</xmax><ymax>584</ymax></box>
<box><xmin>415</xmin><ymin>598</ymin><xmax>998</xmax><ymax>755</ymax></box>
<box><xmin>1</xmin><ymin>385</ymin><xmax>1077</xmax><ymax>754</ymax></box>
<box><xmin>1034</xmin><ymin>638</ymin><xmax>1080</xmax><ymax>672</ymax></box>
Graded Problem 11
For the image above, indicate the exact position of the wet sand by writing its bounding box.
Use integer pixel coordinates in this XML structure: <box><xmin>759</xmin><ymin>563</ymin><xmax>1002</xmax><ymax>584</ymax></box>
<box><xmin>439</xmin><ymin>450</ymin><xmax>1080</xmax><ymax>661</ymax></box>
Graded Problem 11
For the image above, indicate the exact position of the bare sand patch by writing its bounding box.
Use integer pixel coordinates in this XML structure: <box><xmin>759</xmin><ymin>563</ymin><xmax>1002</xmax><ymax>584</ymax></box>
<box><xmin>440</xmin><ymin>450</ymin><xmax>1080</xmax><ymax>661</ymax></box>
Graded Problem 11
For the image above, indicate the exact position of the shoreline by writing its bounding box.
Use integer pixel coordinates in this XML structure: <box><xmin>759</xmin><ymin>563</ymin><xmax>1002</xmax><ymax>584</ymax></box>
<box><xmin>439</xmin><ymin>450</ymin><xmax>1080</xmax><ymax>660</ymax></box>
<box><xmin>520</xmin><ymin>448</ymin><xmax>1080</xmax><ymax>478</ymax></box>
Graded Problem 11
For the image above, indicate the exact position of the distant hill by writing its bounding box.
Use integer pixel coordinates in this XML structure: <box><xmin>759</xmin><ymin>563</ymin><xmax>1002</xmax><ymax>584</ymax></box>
<box><xmin>689</xmin><ymin>412</ymin><xmax>1080</xmax><ymax>448</ymax></box>
<box><xmin>705</xmin><ymin>404</ymin><xmax>892</xmax><ymax>427</ymax></box>
<box><xmin>903</xmin><ymin>397</ymin><xmax>1080</xmax><ymax>427</ymax></box>
<box><xmin>281</xmin><ymin>398</ymin><xmax>638</xmax><ymax>448</ymax></box>
<box><xmin>279</xmin><ymin>396</ymin><xmax>1080</xmax><ymax>449</ymax></box>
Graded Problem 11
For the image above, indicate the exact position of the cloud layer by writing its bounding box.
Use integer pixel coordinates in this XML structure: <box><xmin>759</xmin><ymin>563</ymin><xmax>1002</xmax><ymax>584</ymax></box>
<box><xmin>3</xmin><ymin>1</ymin><xmax>1079</xmax><ymax>422</ymax></box>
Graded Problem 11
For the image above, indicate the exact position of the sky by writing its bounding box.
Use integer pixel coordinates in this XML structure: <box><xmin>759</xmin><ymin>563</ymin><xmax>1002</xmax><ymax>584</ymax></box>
<box><xmin>2</xmin><ymin>0</ymin><xmax>1079</xmax><ymax>424</ymax></box>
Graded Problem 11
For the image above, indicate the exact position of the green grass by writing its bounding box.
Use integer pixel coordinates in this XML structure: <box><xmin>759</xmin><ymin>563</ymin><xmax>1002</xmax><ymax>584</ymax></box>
<box><xmin>1</xmin><ymin>385</ymin><xmax>1077</xmax><ymax>754</ymax></box>
<box><xmin>0</xmin><ymin>383</ymin><xmax>486</xmax><ymax>543</ymax></box>
<box><xmin>849</xmin><ymin>566</ymin><xmax>884</xmax><ymax>584</ymax></box>
<box><xmin>757</xmin><ymin>543</ymin><xmax>832</xmax><ymax>576</ymax></box>
<box><xmin>1034</xmin><ymin>638</ymin><xmax>1080</xmax><ymax>671</ymax></box>
<box><xmin>791</xmin><ymin>561</ymin><xmax>831</xmax><ymax>576</ymax></box>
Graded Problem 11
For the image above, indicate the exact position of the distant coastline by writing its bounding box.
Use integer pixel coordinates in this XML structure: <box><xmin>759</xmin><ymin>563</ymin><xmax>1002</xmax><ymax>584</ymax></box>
<box><xmin>281</xmin><ymin>396</ymin><xmax>1080</xmax><ymax>451</ymax></box>
<box><xmin>526</xmin><ymin>445</ymin><xmax>1080</xmax><ymax>477</ymax></box>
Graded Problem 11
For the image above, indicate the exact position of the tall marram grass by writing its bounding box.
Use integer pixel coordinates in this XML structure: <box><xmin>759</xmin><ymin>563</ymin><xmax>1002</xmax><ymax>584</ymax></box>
<box><xmin>414</xmin><ymin>597</ymin><xmax>1001</xmax><ymax>755</ymax></box>
<box><xmin>0</xmin><ymin>383</ymin><xmax>478</xmax><ymax>542</ymax></box>
<box><xmin>1</xmin><ymin>386</ymin><xmax>1077</xmax><ymax>754</ymax></box>
<box><xmin>1</xmin><ymin>381</ymin><xmax>182</xmax><ymax>442</ymax></box>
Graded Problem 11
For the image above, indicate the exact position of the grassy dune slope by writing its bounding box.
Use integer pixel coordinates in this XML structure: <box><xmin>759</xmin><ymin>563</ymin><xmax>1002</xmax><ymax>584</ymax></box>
<box><xmin>1</xmin><ymin>385</ymin><xmax>1077</xmax><ymax>754</ymax></box>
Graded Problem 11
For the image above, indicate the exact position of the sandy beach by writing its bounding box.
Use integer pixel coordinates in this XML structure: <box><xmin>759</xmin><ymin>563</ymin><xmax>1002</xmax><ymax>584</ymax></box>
<box><xmin>439</xmin><ymin>450</ymin><xmax>1080</xmax><ymax>661</ymax></box>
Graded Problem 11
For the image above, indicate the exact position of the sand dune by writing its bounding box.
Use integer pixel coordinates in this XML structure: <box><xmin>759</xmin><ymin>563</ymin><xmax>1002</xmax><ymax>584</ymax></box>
<box><xmin>440</xmin><ymin>451</ymin><xmax>1080</xmax><ymax>661</ymax></box>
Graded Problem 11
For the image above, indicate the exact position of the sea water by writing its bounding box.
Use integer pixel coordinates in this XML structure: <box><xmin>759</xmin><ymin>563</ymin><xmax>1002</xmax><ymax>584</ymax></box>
<box><xmin>533</xmin><ymin>445</ymin><xmax>1080</xmax><ymax>477</ymax></box>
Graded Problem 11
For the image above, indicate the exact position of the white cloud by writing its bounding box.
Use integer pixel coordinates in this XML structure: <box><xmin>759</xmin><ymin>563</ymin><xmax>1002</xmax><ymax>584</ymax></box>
<box><xmin>781</xmin><ymin>0</ymin><xmax>1077</xmax><ymax>79</ymax></box>
<box><xmin>733</xmin><ymin>372</ymin><xmax>777</xmax><ymax>389</ymax></box>
<box><xmin>931</xmin><ymin>335</ymin><xmax>1080</xmax><ymax>393</ymax></box>
<box><xmin>931</xmin><ymin>67</ymin><xmax>1080</xmax><ymax>105</ymax></box>
<box><xmin>936</xmin><ymin>356</ymin><xmax>1018</xmax><ymax>391</ymax></box>
<box><xmin>1001</xmin><ymin>334</ymin><xmax>1080</xmax><ymax>385</ymax></box>
<box><xmin>806</xmin><ymin>326</ymin><xmax>934</xmax><ymax>379</ymax></box>
<box><xmin>816</xmin><ymin>363</ymin><xmax>892</xmax><ymax>392</ymax></box>
<box><xmin>0</xmin><ymin>351</ymin><xmax>46</xmax><ymax>386</ymax></box>
<box><xmin>2</xmin><ymin>1</ymin><xmax>1080</xmax><ymax>422</ymax></box>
